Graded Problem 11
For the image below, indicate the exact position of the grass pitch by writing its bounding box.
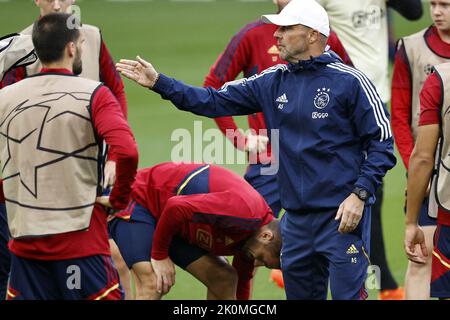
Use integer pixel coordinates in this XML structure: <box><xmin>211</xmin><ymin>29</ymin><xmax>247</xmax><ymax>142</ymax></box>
<box><xmin>0</xmin><ymin>0</ymin><xmax>434</xmax><ymax>300</ymax></box>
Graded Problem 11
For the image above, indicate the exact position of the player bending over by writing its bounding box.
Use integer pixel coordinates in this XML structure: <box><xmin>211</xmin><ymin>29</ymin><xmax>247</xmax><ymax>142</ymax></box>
<box><xmin>105</xmin><ymin>162</ymin><xmax>281</xmax><ymax>300</ymax></box>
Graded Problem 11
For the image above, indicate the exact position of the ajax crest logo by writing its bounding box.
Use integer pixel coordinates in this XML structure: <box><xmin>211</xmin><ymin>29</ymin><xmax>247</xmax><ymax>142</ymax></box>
<box><xmin>314</xmin><ymin>88</ymin><xmax>330</xmax><ymax>109</ymax></box>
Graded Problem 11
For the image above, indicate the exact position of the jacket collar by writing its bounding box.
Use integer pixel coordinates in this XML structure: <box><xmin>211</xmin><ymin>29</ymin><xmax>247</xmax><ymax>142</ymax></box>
<box><xmin>288</xmin><ymin>50</ymin><xmax>342</xmax><ymax>72</ymax></box>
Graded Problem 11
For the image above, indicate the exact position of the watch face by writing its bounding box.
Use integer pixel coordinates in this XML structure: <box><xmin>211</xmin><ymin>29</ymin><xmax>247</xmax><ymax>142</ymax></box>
<box><xmin>359</xmin><ymin>189</ymin><xmax>368</xmax><ymax>200</ymax></box>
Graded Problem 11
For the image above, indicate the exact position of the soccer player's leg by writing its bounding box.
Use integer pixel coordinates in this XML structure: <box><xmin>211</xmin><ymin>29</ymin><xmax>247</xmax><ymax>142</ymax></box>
<box><xmin>326</xmin><ymin>207</ymin><xmax>371</xmax><ymax>300</ymax></box>
<box><xmin>404</xmin><ymin>198</ymin><xmax>436</xmax><ymax>300</ymax></box>
<box><xmin>280</xmin><ymin>211</ymin><xmax>329</xmax><ymax>300</ymax></box>
<box><xmin>430</xmin><ymin>224</ymin><xmax>450</xmax><ymax>299</ymax></box>
<box><xmin>0</xmin><ymin>203</ymin><xmax>10</xmax><ymax>300</ymax></box>
<box><xmin>131</xmin><ymin>261</ymin><xmax>159</xmax><ymax>300</ymax></box>
<box><xmin>106</xmin><ymin>188</ymin><xmax>133</xmax><ymax>299</ymax></box>
<box><xmin>109</xmin><ymin>203</ymin><xmax>157</xmax><ymax>300</ymax></box>
<box><xmin>169</xmin><ymin>237</ymin><xmax>237</xmax><ymax>300</ymax></box>
<box><xmin>7</xmin><ymin>254</ymin><xmax>58</xmax><ymax>300</ymax></box>
<box><xmin>244</xmin><ymin>164</ymin><xmax>282</xmax><ymax>217</ymax></box>
<box><xmin>109</xmin><ymin>238</ymin><xmax>133</xmax><ymax>300</ymax></box>
<box><xmin>54</xmin><ymin>255</ymin><xmax>123</xmax><ymax>300</ymax></box>
<box><xmin>121</xmin><ymin>216</ymin><xmax>158</xmax><ymax>300</ymax></box>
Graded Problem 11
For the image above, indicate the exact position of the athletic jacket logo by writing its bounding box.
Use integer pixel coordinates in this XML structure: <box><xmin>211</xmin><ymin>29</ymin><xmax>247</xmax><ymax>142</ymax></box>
<box><xmin>267</xmin><ymin>45</ymin><xmax>280</xmax><ymax>55</ymax></box>
<box><xmin>312</xmin><ymin>112</ymin><xmax>328</xmax><ymax>119</ymax></box>
<box><xmin>276</xmin><ymin>93</ymin><xmax>288</xmax><ymax>103</ymax></box>
<box><xmin>276</xmin><ymin>93</ymin><xmax>288</xmax><ymax>109</ymax></box>
<box><xmin>346</xmin><ymin>244</ymin><xmax>359</xmax><ymax>255</ymax></box>
<box><xmin>314</xmin><ymin>88</ymin><xmax>330</xmax><ymax>109</ymax></box>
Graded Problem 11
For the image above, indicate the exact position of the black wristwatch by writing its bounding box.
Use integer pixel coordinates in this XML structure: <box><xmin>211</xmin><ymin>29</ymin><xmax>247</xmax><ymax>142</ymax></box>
<box><xmin>352</xmin><ymin>187</ymin><xmax>369</xmax><ymax>202</ymax></box>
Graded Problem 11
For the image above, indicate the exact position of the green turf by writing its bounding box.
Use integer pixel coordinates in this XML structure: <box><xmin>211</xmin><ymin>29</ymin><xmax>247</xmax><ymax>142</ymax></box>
<box><xmin>0</xmin><ymin>0</ymin><xmax>434</xmax><ymax>300</ymax></box>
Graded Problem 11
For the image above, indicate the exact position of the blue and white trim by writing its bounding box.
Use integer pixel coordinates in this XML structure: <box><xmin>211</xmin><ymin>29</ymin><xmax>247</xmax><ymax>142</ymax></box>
<box><xmin>327</xmin><ymin>62</ymin><xmax>392</xmax><ymax>142</ymax></box>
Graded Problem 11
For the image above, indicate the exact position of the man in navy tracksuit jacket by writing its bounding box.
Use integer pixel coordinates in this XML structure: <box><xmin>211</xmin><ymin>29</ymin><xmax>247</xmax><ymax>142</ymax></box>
<box><xmin>117</xmin><ymin>0</ymin><xmax>396</xmax><ymax>300</ymax></box>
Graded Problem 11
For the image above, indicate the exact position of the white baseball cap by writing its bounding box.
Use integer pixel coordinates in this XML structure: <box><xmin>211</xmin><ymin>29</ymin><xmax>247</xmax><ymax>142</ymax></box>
<box><xmin>262</xmin><ymin>0</ymin><xmax>330</xmax><ymax>37</ymax></box>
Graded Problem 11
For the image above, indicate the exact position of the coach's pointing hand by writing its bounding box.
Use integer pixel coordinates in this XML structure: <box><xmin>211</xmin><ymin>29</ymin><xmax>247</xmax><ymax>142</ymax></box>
<box><xmin>335</xmin><ymin>194</ymin><xmax>364</xmax><ymax>234</ymax></box>
<box><xmin>151</xmin><ymin>257</ymin><xmax>176</xmax><ymax>295</ymax></box>
<box><xmin>116</xmin><ymin>56</ymin><xmax>160</xmax><ymax>89</ymax></box>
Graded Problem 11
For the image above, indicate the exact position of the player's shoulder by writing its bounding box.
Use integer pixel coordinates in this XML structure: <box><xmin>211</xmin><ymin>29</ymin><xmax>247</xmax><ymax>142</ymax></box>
<box><xmin>20</xmin><ymin>24</ymin><xmax>33</xmax><ymax>35</ymax></box>
<box><xmin>81</xmin><ymin>23</ymin><xmax>101</xmax><ymax>33</ymax></box>
<box><xmin>427</xmin><ymin>67</ymin><xmax>446</xmax><ymax>90</ymax></box>
<box><xmin>402</xmin><ymin>26</ymin><xmax>429</xmax><ymax>43</ymax></box>
<box><xmin>21</xmin><ymin>22</ymin><xmax>101</xmax><ymax>35</ymax></box>
<box><xmin>434</xmin><ymin>62</ymin><xmax>450</xmax><ymax>75</ymax></box>
<box><xmin>399</xmin><ymin>26</ymin><xmax>431</xmax><ymax>61</ymax></box>
<box><xmin>80</xmin><ymin>23</ymin><xmax>102</xmax><ymax>42</ymax></box>
<box><xmin>0</xmin><ymin>74</ymin><xmax>32</xmax><ymax>94</ymax></box>
<box><xmin>92</xmin><ymin>81</ymin><xmax>113</xmax><ymax>96</ymax></box>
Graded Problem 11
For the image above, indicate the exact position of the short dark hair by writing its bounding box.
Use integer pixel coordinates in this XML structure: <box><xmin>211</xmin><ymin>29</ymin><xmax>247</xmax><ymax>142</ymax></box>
<box><xmin>32</xmin><ymin>13</ymin><xmax>80</xmax><ymax>64</ymax></box>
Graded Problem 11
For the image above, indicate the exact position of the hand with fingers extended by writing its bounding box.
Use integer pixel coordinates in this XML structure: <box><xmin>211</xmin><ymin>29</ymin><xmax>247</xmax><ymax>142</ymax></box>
<box><xmin>116</xmin><ymin>56</ymin><xmax>159</xmax><ymax>89</ymax></box>
<box><xmin>151</xmin><ymin>257</ymin><xmax>176</xmax><ymax>295</ymax></box>
<box><xmin>335</xmin><ymin>193</ymin><xmax>365</xmax><ymax>233</ymax></box>
<box><xmin>404</xmin><ymin>223</ymin><xmax>428</xmax><ymax>264</ymax></box>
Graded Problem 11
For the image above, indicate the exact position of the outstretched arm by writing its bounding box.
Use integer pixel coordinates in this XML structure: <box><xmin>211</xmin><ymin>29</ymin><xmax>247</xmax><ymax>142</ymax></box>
<box><xmin>116</xmin><ymin>56</ymin><xmax>264</xmax><ymax>118</ymax></box>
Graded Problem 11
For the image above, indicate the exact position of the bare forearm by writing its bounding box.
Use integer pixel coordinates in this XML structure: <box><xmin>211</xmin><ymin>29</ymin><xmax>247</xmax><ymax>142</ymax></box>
<box><xmin>406</xmin><ymin>155</ymin><xmax>434</xmax><ymax>224</ymax></box>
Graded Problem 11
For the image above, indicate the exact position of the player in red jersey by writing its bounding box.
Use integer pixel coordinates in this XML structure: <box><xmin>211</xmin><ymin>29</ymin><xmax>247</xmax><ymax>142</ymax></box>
<box><xmin>0</xmin><ymin>0</ymin><xmax>133</xmax><ymax>299</ymax></box>
<box><xmin>0</xmin><ymin>0</ymin><xmax>128</xmax><ymax>189</ymax></box>
<box><xmin>107</xmin><ymin>162</ymin><xmax>281</xmax><ymax>300</ymax></box>
<box><xmin>404</xmin><ymin>62</ymin><xmax>450</xmax><ymax>299</ymax></box>
<box><xmin>0</xmin><ymin>14</ymin><xmax>138</xmax><ymax>300</ymax></box>
<box><xmin>203</xmin><ymin>0</ymin><xmax>352</xmax><ymax>288</ymax></box>
<box><xmin>392</xmin><ymin>0</ymin><xmax>450</xmax><ymax>299</ymax></box>
<box><xmin>0</xmin><ymin>33</ymin><xmax>36</xmax><ymax>300</ymax></box>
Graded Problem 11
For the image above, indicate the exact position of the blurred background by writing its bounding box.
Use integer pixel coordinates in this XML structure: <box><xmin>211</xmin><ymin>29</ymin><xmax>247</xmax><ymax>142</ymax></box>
<box><xmin>0</xmin><ymin>0</ymin><xmax>434</xmax><ymax>299</ymax></box>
